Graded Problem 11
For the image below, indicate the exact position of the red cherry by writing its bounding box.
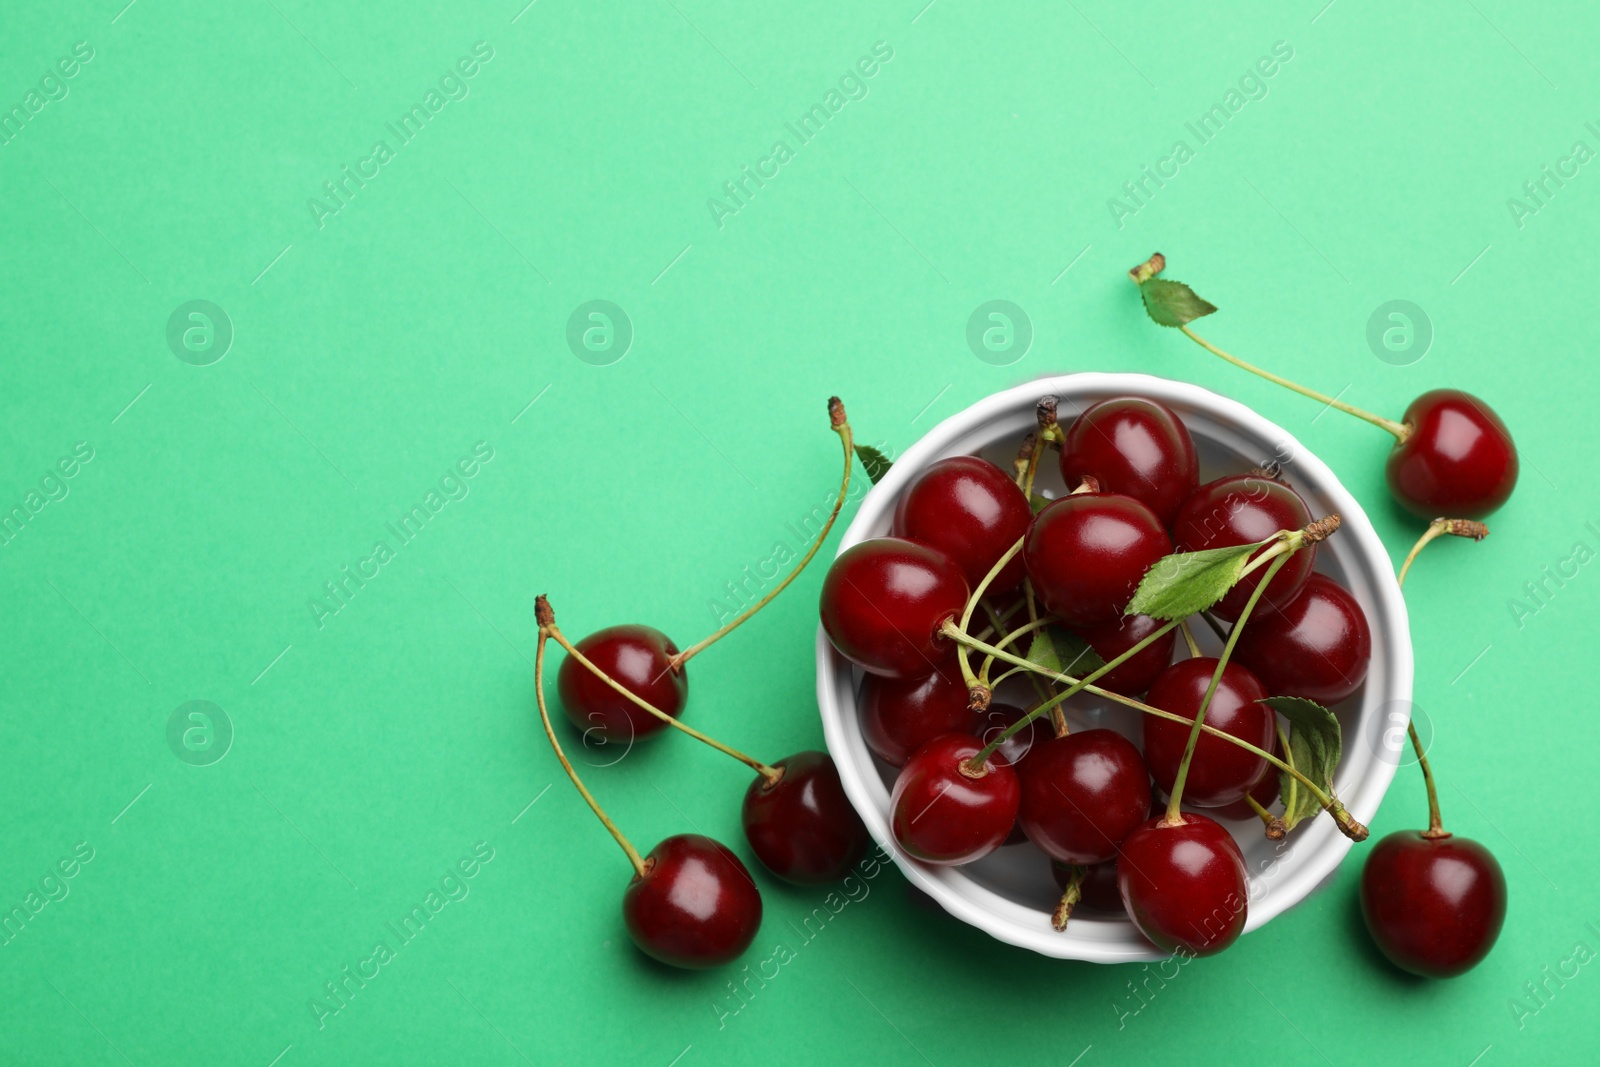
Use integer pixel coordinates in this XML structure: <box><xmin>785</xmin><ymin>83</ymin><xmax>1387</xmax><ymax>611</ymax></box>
<box><xmin>1019</xmin><ymin>730</ymin><xmax>1151</xmax><ymax>865</ymax></box>
<box><xmin>1024</xmin><ymin>493</ymin><xmax>1171</xmax><ymax>628</ymax></box>
<box><xmin>1386</xmin><ymin>389</ymin><xmax>1518</xmax><ymax>520</ymax></box>
<box><xmin>1232</xmin><ymin>573</ymin><xmax>1372</xmax><ymax>705</ymax></box>
<box><xmin>821</xmin><ymin>538</ymin><xmax>969</xmax><ymax>679</ymax></box>
<box><xmin>1118</xmin><ymin>814</ymin><xmax>1249</xmax><ymax>956</ymax></box>
<box><xmin>1215</xmin><ymin>735</ymin><xmax>1283</xmax><ymax>820</ymax></box>
<box><xmin>1051</xmin><ymin>859</ymin><xmax>1125</xmax><ymax>914</ymax></box>
<box><xmin>1142</xmin><ymin>658</ymin><xmax>1274</xmax><ymax>808</ymax></box>
<box><xmin>623</xmin><ymin>834</ymin><xmax>762</xmax><ymax>969</ymax></box>
<box><xmin>1171</xmin><ymin>473</ymin><xmax>1316</xmax><ymax>622</ymax></box>
<box><xmin>860</xmin><ymin>661</ymin><xmax>978</xmax><ymax>767</ymax></box>
<box><xmin>557</xmin><ymin>625</ymin><xmax>686</xmax><ymax>743</ymax></box>
<box><xmin>1360</xmin><ymin>831</ymin><xmax>1507</xmax><ymax>978</ymax></box>
<box><xmin>742</xmin><ymin>751</ymin><xmax>870</xmax><ymax>885</ymax></box>
<box><xmin>1059</xmin><ymin>397</ymin><xmax>1199</xmax><ymax>526</ymax></box>
<box><xmin>890</xmin><ymin>734</ymin><xmax>1019</xmax><ymax>865</ymax></box>
<box><xmin>1075</xmin><ymin>613</ymin><xmax>1176</xmax><ymax>696</ymax></box>
<box><xmin>893</xmin><ymin>456</ymin><xmax>1032</xmax><ymax>594</ymax></box>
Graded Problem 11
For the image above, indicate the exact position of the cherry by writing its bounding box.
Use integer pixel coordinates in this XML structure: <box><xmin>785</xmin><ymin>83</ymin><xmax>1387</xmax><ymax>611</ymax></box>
<box><xmin>1118</xmin><ymin>814</ymin><xmax>1248</xmax><ymax>956</ymax></box>
<box><xmin>1051</xmin><ymin>859</ymin><xmax>1125</xmax><ymax>914</ymax></box>
<box><xmin>1232</xmin><ymin>573</ymin><xmax>1372</xmax><ymax>705</ymax></box>
<box><xmin>1386</xmin><ymin>389</ymin><xmax>1518</xmax><ymax>520</ymax></box>
<box><xmin>1024</xmin><ymin>492</ymin><xmax>1171</xmax><ymax>628</ymax></box>
<box><xmin>1019</xmin><ymin>730</ymin><xmax>1151</xmax><ymax>865</ymax></box>
<box><xmin>1142</xmin><ymin>658</ymin><xmax>1274</xmax><ymax>807</ymax></box>
<box><xmin>1059</xmin><ymin>397</ymin><xmax>1199</xmax><ymax>526</ymax></box>
<box><xmin>1216</xmin><ymin>735</ymin><xmax>1283</xmax><ymax>821</ymax></box>
<box><xmin>1361</xmin><ymin>831</ymin><xmax>1507</xmax><ymax>977</ymax></box>
<box><xmin>1171</xmin><ymin>473</ymin><xmax>1315</xmax><ymax>622</ymax></box>
<box><xmin>557</xmin><ymin>625</ymin><xmax>686</xmax><ymax>743</ymax></box>
<box><xmin>820</xmin><ymin>538</ymin><xmax>969</xmax><ymax>679</ymax></box>
<box><xmin>860</xmin><ymin>661</ymin><xmax>977</xmax><ymax>767</ymax></box>
<box><xmin>623</xmin><ymin>834</ymin><xmax>763</xmax><ymax>969</ymax></box>
<box><xmin>893</xmin><ymin>456</ymin><xmax>1032</xmax><ymax>594</ymax></box>
<box><xmin>1075</xmin><ymin>613</ymin><xmax>1176</xmax><ymax>696</ymax></box>
<box><xmin>742</xmin><ymin>751</ymin><xmax>870</xmax><ymax>885</ymax></box>
<box><xmin>890</xmin><ymin>734</ymin><xmax>1019</xmax><ymax>865</ymax></box>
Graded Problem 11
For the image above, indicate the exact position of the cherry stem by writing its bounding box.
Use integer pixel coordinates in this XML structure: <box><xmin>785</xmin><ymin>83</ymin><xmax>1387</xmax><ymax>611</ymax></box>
<box><xmin>533</xmin><ymin>615</ymin><xmax>647</xmax><ymax>878</ymax></box>
<box><xmin>979</xmin><ymin>602</ymin><xmax>1054</xmax><ymax>709</ymax></box>
<box><xmin>1013</xmin><ymin>431</ymin><xmax>1042</xmax><ymax>500</ymax></box>
<box><xmin>543</xmin><ymin>612</ymin><xmax>781</xmax><ymax>786</ymax></box>
<box><xmin>1245</xmin><ymin>795</ymin><xmax>1286</xmax><ymax>840</ymax></box>
<box><xmin>668</xmin><ymin>397</ymin><xmax>854</xmax><ymax>669</ymax></box>
<box><xmin>1165</xmin><ymin>554</ymin><xmax>1286</xmax><ymax>821</ymax></box>
<box><xmin>1394</xmin><ymin>518</ymin><xmax>1488</xmax><ymax>838</ymax></box>
<box><xmin>1178</xmin><ymin>619</ymin><xmax>1202</xmax><ymax>659</ymax></box>
<box><xmin>1052</xmin><ymin>866</ymin><xmax>1085</xmax><ymax>932</ymax></box>
<box><xmin>961</xmin><ymin>524</ymin><xmax>1311</xmax><ymax>765</ymax></box>
<box><xmin>941</xmin><ymin>624</ymin><xmax>1368</xmax><ymax>840</ymax></box>
<box><xmin>953</xmin><ymin>536</ymin><xmax>1027</xmax><ymax>698</ymax></box>
<box><xmin>1178</xmin><ymin>325</ymin><xmax>1411</xmax><ymax>441</ymax></box>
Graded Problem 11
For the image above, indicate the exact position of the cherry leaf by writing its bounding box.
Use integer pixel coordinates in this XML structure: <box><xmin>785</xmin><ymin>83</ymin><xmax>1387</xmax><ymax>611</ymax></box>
<box><xmin>1124</xmin><ymin>540</ymin><xmax>1269</xmax><ymax>620</ymax></box>
<box><xmin>1139</xmin><ymin>277</ymin><xmax>1217</xmax><ymax>328</ymax></box>
<box><xmin>855</xmin><ymin>444</ymin><xmax>892</xmax><ymax>484</ymax></box>
<box><xmin>1028</xmin><ymin>492</ymin><xmax>1054</xmax><ymax>514</ymax></box>
<box><xmin>1025</xmin><ymin>625</ymin><xmax>1107</xmax><ymax>678</ymax></box>
<box><xmin>1260</xmin><ymin>696</ymin><xmax>1341</xmax><ymax>831</ymax></box>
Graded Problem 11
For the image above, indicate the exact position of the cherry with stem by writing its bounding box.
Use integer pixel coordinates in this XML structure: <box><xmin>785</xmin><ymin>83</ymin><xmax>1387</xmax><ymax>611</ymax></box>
<box><xmin>534</xmin><ymin>598</ymin><xmax>762</xmax><ymax>968</ymax></box>
<box><xmin>1129</xmin><ymin>253</ymin><xmax>1518</xmax><ymax>520</ymax></box>
<box><xmin>1360</xmin><ymin>517</ymin><xmax>1506</xmax><ymax>978</ymax></box>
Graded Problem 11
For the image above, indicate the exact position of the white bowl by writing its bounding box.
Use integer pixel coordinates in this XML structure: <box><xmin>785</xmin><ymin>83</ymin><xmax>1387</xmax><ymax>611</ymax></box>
<box><xmin>815</xmin><ymin>372</ymin><xmax>1413</xmax><ymax>963</ymax></box>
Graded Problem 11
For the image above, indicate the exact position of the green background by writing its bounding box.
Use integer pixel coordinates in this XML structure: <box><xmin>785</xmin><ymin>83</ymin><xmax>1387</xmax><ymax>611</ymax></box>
<box><xmin>2</xmin><ymin>0</ymin><xmax>1596</xmax><ymax>1063</ymax></box>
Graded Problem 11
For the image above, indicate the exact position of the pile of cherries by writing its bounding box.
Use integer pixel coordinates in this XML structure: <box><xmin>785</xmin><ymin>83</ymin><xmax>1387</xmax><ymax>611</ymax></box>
<box><xmin>821</xmin><ymin>391</ymin><xmax>1506</xmax><ymax>970</ymax></box>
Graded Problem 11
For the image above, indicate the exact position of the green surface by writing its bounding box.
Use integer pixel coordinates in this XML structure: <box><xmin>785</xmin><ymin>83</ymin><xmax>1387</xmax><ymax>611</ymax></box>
<box><xmin>2</xmin><ymin>1</ymin><xmax>1597</xmax><ymax>1064</ymax></box>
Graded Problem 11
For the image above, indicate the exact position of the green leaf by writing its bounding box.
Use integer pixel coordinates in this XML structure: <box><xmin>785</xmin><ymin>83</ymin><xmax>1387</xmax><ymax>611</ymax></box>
<box><xmin>1028</xmin><ymin>493</ymin><xmax>1054</xmax><ymax>514</ymax></box>
<box><xmin>1139</xmin><ymin>277</ymin><xmax>1218</xmax><ymax>328</ymax></box>
<box><xmin>1124</xmin><ymin>540</ymin><xmax>1269</xmax><ymax>620</ymax></box>
<box><xmin>855</xmin><ymin>444</ymin><xmax>892</xmax><ymax>484</ymax></box>
<box><xmin>1025</xmin><ymin>625</ymin><xmax>1107</xmax><ymax>678</ymax></box>
<box><xmin>1260</xmin><ymin>696</ymin><xmax>1342</xmax><ymax>831</ymax></box>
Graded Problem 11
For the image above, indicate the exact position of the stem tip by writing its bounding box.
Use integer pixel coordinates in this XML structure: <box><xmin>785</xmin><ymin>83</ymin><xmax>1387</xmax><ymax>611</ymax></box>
<box><xmin>1442</xmin><ymin>518</ymin><xmax>1489</xmax><ymax>541</ymax></box>
<box><xmin>1302</xmin><ymin>514</ymin><xmax>1341</xmax><ymax>544</ymax></box>
<box><xmin>828</xmin><ymin>396</ymin><xmax>846</xmax><ymax>429</ymax></box>
<box><xmin>1129</xmin><ymin>252</ymin><xmax>1166</xmax><ymax>284</ymax></box>
<box><xmin>535</xmin><ymin>594</ymin><xmax>554</xmax><ymax>629</ymax></box>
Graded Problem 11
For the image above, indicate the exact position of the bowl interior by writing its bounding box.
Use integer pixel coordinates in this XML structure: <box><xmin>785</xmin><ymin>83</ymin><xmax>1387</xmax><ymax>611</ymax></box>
<box><xmin>816</xmin><ymin>373</ymin><xmax>1412</xmax><ymax>963</ymax></box>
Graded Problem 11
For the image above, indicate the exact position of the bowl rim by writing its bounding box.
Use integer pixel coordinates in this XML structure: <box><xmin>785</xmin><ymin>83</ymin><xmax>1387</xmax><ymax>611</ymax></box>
<box><xmin>815</xmin><ymin>371</ymin><xmax>1414</xmax><ymax>963</ymax></box>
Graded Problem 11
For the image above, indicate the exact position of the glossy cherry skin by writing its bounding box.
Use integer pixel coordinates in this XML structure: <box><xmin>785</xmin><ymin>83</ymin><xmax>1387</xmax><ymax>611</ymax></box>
<box><xmin>1386</xmin><ymin>390</ymin><xmax>1518</xmax><ymax>520</ymax></box>
<box><xmin>1232</xmin><ymin>573</ymin><xmax>1372</xmax><ymax>705</ymax></box>
<box><xmin>860</xmin><ymin>661</ymin><xmax>978</xmax><ymax>767</ymax></box>
<box><xmin>1075</xmin><ymin>613</ymin><xmax>1176</xmax><ymax>696</ymax></box>
<box><xmin>1216</xmin><ymin>736</ymin><xmax>1282</xmax><ymax>820</ymax></box>
<box><xmin>1142</xmin><ymin>658</ymin><xmax>1274</xmax><ymax>808</ymax></box>
<box><xmin>623</xmin><ymin>834</ymin><xmax>762</xmax><ymax>969</ymax></box>
<box><xmin>820</xmin><ymin>538</ymin><xmax>970</xmax><ymax>679</ymax></box>
<box><xmin>1118</xmin><ymin>814</ymin><xmax>1248</xmax><ymax>956</ymax></box>
<box><xmin>1019</xmin><ymin>730</ymin><xmax>1151</xmax><ymax>865</ymax></box>
<box><xmin>1052</xmin><ymin>859</ymin><xmax>1125</xmax><ymax>914</ymax></box>
<box><xmin>1171</xmin><ymin>474</ymin><xmax>1315</xmax><ymax>622</ymax></box>
<box><xmin>557</xmin><ymin>625</ymin><xmax>686</xmax><ymax>743</ymax></box>
<box><xmin>1060</xmin><ymin>397</ymin><xmax>1199</xmax><ymax>526</ymax></box>
<box><xmin>1361</xmin><ymin>831</ymin><xmax>1507</xmax><ymax>978</ymax></box>
<box><xmin>893</xmin><ymin>456</ymin><xmax>1032</xmax><ymax>595</ymax></box>
<box><xmin>1024</xmin><ymin>493</ymin><xmax>1171</xmax><ymax>628</ymax></box>
<box><xmin>890</xmin><ymin>734</ymin><xmax>1019</xmax><ymax>865</ymax></box>
<box><xmin>742</xmin><ymin>751</ymin><xmax>870</xmax><ymax>885</ymax></box>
